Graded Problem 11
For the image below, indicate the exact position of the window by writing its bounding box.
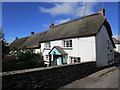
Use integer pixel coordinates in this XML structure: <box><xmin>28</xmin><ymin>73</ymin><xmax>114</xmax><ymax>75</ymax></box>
<box><xmin>46</xmin><ymin>55</ymin><xmax>49</xmax><ymax>60</ymax></box>
<box><xmin>70</xmin><ymin>57</ymin><xmax>81</xmax><ymax>63</ymax></box>
<box><xmin>63</xmin><ymin>40</ymin><xmax>72</xmax><ymax>48</ymax></box>
<box><xmin>44</xmin><ymin>42</ymin><xmax>51</xmax><ymax>49</ymax></box>
<box><xmin>63</xmin><ymin>56</ymin><xmax>67</xmax><ymax>64</ymax></box>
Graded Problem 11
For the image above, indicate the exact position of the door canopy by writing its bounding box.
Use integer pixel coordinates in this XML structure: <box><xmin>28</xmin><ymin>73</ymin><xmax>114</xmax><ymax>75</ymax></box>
<box><xmin>49</xmin><ymin>46</ymin><xmax>67</xmax><ymax>55</ymax></box>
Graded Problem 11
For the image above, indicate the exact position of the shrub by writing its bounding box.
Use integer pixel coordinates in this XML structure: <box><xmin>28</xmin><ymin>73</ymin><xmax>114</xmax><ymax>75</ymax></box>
<box><xmin>2</xmin><ymin>48</ymin><xmax>45</xmax><ymax>72</ymax></box>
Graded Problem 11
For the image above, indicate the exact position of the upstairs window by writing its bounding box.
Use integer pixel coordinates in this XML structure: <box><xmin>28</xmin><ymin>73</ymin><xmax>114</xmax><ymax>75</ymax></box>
<box><xmin>63</xmin><ymin>40</ymin><xmax>72</xmax><ymax>48</ymax></box>
<box><xmin>44</xmin><ymin>42</ymin><xmax>51</xmax><ymax>49</ymax></box>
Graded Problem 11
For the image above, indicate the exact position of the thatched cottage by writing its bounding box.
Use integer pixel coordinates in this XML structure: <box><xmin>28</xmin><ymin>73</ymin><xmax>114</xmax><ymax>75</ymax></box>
<box><xmin>10</xmin><ymin>9</ymin><xmax>115</xmax><ymax>67</ymax></box>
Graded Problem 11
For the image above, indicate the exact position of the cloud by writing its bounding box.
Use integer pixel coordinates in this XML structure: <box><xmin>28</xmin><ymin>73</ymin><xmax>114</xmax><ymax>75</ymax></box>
<box><xmin>39</xmin><ymin>2</ymin><xmax>97</xmax><ymax>17</ymax></box>
<box><xmin>55</xmin><ymin>18</ymin><xmax>71</xmax><ymax>25</ymax></box>
<box><xmin>43</xmin><ymin>18</ymin><xmax>71</xmax><ymax>29</ymax></box>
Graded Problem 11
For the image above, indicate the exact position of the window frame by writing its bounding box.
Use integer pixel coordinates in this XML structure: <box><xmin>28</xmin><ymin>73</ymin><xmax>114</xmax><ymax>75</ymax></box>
<box><xmin>70</xmin><ymin>56</ymin><xmax>81</xmax><ymax>63</ymax></box>
<box><xmin>44</xmin><ymin>42</ymin><xmax>51</xmax><ymax>50</ymax></box>
<box><xmin>63</xmin><ymin>39</ymin><xmax>73</xmax><ymax>48</ymax></box>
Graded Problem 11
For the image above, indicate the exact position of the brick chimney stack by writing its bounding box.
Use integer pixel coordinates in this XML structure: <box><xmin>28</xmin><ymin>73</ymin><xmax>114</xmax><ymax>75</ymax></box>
<box><xmin>15</xmin><ymin>36</ymin><xmax>18</xmax><ymax>40</ymax></box>
<box><xmin>98</xmin><ymin>8</ymin><xmax>105</xmax><ymax>16</ymax></box>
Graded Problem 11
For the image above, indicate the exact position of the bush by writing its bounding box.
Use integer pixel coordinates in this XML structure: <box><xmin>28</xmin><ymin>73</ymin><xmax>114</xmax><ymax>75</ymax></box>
<box><xmin>2</xmin><ymin>48</ymin><xmax>45</xmax><ymax>72</ymax></box>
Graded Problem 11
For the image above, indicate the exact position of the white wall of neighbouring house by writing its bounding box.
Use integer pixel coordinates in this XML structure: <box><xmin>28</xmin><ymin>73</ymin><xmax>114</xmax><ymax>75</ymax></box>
<box><xmin>115</xmin><ymin>44</ymin><xmax>120</xmax><ymax>53</ymax></box>
<box><xmin>96</xmin><ymin>25</ymin><xmax>114</xmax><ymax>67</ymax></box>
<box><xmin>33</xmin><ymin>49</ymin><xmax>41</xmax><ymax>54</ymax></box>
<box><xmin>40</xmin><ymin>36</ymin><xmax>96</xmax><ymax>65</ymax></box>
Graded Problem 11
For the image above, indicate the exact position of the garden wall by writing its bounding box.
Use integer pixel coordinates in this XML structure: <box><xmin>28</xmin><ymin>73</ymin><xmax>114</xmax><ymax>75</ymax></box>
<box><xmin>2</xmin><ymin>61</ymin><xmax>97</xmax><ymax>89</ymax></box>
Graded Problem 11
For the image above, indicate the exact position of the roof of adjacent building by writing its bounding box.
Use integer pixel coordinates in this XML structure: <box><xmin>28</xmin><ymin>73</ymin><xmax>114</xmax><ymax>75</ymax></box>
<box><xmin>112</xmin><ymin>37</ymin><xmax>120</xmax><ymax>44</ymax></box>
<box><xmin>9</xmin><ymin>36</ymin><xmax>29</xmax><ymax>50</ymax></box>
<box><xmin>9</xmin><ymin>13</ymin><xmax>115</xmax><ymax>50</ymax></box>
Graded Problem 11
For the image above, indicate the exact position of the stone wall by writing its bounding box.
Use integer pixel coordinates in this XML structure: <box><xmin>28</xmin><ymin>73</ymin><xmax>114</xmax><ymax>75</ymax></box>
<box><xmin>2</xmin><ymin>61</ymin><xmax>97</xmax><ymax>89</ymax></box>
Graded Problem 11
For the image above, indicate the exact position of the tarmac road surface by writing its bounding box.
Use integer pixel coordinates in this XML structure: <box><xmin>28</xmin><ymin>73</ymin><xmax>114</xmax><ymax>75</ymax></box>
<box><xmin>60</xmin><ymin>66</ymin><xmax>119</xmax><ymax>88</ymax></box>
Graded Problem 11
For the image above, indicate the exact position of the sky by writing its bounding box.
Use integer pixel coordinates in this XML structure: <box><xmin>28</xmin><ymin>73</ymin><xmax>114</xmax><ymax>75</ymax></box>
<box><xmin>1</xmin><ymin>2</ymin><xmax>119</xmax><ymax>43</ymax></box>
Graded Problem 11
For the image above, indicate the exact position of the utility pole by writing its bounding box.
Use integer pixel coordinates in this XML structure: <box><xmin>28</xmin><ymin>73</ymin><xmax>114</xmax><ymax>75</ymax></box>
<box><xmin>102</xmin><ymin>0</ymin><xmax>104</xmax><ymax>9</ymax></box>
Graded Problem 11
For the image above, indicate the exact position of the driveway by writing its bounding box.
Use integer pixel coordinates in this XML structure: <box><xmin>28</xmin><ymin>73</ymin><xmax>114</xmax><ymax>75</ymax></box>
<box><xmin>59</xmin><ymin>66</ymin><xmax>119</xmax><ymax>88</ymax></box>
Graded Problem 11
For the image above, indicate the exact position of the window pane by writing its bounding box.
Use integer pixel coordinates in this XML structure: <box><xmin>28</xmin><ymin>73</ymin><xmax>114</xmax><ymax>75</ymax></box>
<box><xmin>77</xmin><ymin>57</ymin><xmax>80</xmax><ymax>62</ymax></box>
<box><xmin>71</xmin><ymin>57</ymin><xmax>73</xmax><ymax>63</ymax></box>
<box><xmin>70</xmin><ymin>40</ymin><xmax>72</xmax><ymax>47</ymax></box>
<box><xmin>66</xmin><ymin>41</ymin><xmax>69</xmax><ymax>47</ymax></box>
<box><xmin>45</xmin><ymin>42</ymin><xmax>50</xmax><ymax>49</ymax></box>
<box><xmin>64</xmin><ymin>41</ymin><xmax>66</xmax><ymax>47</ymax></box>
<box><xmin>74</xmin><ymin>59</ymin><xmax>77</xmax><ymax>63</ymax></box>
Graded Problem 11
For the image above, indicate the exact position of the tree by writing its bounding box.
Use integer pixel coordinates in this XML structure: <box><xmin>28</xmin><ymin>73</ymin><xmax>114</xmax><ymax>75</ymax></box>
<box><xmin>0</xmin><ymin>27</ymin><xmax>9</xmax><ymax>58</ymax></box>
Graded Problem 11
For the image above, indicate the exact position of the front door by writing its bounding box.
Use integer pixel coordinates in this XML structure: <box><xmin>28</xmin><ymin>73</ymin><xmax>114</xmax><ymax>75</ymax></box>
<box><xmin>51</xmin><ymin>55</ymin><xmax>62</xmax><ymax>66</ymax></box>
<box><xmin>57</xmin><ymin>57</ymin><xmax>62</xmax><ymax>65</ymax></box>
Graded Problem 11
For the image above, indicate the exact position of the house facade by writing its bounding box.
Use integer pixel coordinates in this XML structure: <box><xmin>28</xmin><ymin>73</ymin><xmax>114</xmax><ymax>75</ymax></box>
<box><xmin>40</xmin><ymin>25</ymin><xmax>115</xmax><ymax>67</ymax></box>
<box><xmin>41</xmin><ymin>37</ymin><xmax>96</xmax><ymax>66</ymax></box>
<box><xmin>9</xmin><ymin>9</ymin><xmax>115</xmax><ymax>67</ymax></box>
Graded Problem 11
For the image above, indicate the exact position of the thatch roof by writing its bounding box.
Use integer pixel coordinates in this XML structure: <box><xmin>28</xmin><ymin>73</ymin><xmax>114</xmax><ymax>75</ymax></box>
<box><xmin>9</xmin><ymin>13</ymin><xmax>115</xmax><ymax>50</ymax></box>
<box><xmin>9</xmin><ymin>37</ymin><xmax>29</xmax><ymax>50</ymax></box>
<box><xmin>40</xmin><ymin>13</ymin><xmax>106</xmax><ymax>42</ymax></box>
<box><xmin>19</xmin><ymin>31</ymin><xmax>48</xmax><ymax>49</ymax></box>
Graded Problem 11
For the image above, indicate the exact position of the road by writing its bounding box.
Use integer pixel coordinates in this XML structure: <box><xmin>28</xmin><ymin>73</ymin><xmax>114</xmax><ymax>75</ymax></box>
<box><xmin>59</xmin><ymin>66</ymin><xmax>119</xmax><ymax>88</ymax></box>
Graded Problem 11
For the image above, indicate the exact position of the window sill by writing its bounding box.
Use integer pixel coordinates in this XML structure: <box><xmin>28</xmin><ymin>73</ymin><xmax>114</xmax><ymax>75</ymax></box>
<box><xmin>63</xmin><ymin>48</ymin><xmax>73</xmax><ymax>50</ymax></box>
<box><xmin>44</xmin><ymin>48</ymin><xmax>51</xmax><ymax>50</ymax></box>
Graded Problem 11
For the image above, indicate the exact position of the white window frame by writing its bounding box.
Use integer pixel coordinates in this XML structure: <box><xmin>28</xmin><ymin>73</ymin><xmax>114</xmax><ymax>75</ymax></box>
<box><xmin>70</xmin><ymin>56</ymin><xmax>81</xmax><ymax>63</ymax></box>
<box><xmin>63</xmin><ymin>39</ymin><xmax>72</xmax><ymax>48</ymax></box>
<box><xmin>44</xmin><ymin>42</ymin><xmax>51</xmax><ymax>49</ymax></box>
<box><xmin>46</xmin><ymin>55</ymin><xmax>49</xmax><ymax>60</ymax></box>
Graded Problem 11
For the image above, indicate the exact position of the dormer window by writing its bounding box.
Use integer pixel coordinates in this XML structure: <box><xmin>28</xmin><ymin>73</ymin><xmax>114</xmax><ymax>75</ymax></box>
<box><xmin>63</xmin><ymin>40</ymin><xmax>72</xmax><ymax>48</ymax></box>
<box><xmin>44</xmin><ymin>42</ymin><xmax>51</xmax><ymax>49</ymax></box>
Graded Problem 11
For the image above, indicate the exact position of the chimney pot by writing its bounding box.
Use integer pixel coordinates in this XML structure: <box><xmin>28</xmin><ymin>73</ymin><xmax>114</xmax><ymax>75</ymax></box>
<box><xmin>31</xmin><ymin>32</ymin><xmax>34</xmax><ymax>35</ymax></box>
<box><xmin>98</xmin><ymin>8</ymin><xmax>105</xmax><ymax>16</ymax></box>
<box><xmin>15</xmin><ymin>37</ymin><xmax>18</xmax><ymax>40</ymax></box>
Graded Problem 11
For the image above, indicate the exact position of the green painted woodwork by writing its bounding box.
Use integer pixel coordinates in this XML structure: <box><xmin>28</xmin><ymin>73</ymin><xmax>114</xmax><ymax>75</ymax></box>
<box><xmin>49</xmin><ymin>47</ymin><xmax>67</xmax><ymax>66</ymax></box>
<box><xmin>49</xmin><ymin>48</ymin><xmax>61</xmax><ymax>55</ymax></box>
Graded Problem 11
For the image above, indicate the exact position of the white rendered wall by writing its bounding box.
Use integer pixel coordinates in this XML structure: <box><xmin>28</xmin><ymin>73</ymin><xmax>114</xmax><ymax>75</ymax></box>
<box><xmin>33</xmin><ymin>49</ymin><xmax>41</xmax><ymax>54</ymax></box>
<box><xmin>115</xmin><ymin>44</ymin><xmax>120</xmax><ymax>53</ymax></box>
<box><xmin>41</xmin><ymin>36</ymin><xmax>96</xmax><ymax>65</ymax></box>
<box><xmin>96</xmin><ymin>25</ymin><xmax>114</xmax><ymax>67</ymax></box>
<box><xmin>67</xmin><ymin>37</ymin><xmax>96</xmax><ymax>63</ymax></box>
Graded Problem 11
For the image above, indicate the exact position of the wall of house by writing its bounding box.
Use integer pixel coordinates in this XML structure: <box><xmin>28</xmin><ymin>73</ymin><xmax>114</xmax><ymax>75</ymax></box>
<box><xmin>33</xmin><ymin>49</ymin><xmax>41</xmax><ymax>53</ymax></box>
<box><xmin>67</xmin><ymin>37</ymin><xmax>96</xmax><ymax>63</ymax></box>
<box><xmin>96</xmin><ymin>25</ymin><xmax>114</xmax><ymax>67</ymax></box>
<box><xmin>41</xmin><ymin>36</ymin><xmax>96</xmax><ymax>65</ymax></box>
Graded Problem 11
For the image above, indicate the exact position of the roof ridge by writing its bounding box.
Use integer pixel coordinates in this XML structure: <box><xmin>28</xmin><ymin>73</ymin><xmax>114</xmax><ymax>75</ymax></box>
<box><xmin>53</xmin><ymin>13</ymin><xmax>103</xmax><ymax>28</ymax></box>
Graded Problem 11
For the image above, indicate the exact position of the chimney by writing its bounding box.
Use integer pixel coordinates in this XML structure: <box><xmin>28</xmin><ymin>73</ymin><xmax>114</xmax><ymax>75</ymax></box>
<box><xmin>98</xmin><ymin>8</ymin><xmax>105</xmax><ymax>16</ymax></box>
<box><xmin>15</xmin><ymin>36</ymin><xmax>18</xmax><ymax>40</ymax></box>
<box><xmin>49</xmin><ymin>22</ymin><xmax>54</xmax><ymax>28</ymax></box>
<box><xmin>31</xmin><ymin>32</ymin><xmax>34</xmax><ymax>35</ymax></box>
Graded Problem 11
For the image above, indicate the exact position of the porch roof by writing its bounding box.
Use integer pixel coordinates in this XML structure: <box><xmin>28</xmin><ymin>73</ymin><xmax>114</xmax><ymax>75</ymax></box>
<box><xmin>49</xmin><ymin>46</ymin><xmax>67</xmax><ymax>55</ymax></box>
